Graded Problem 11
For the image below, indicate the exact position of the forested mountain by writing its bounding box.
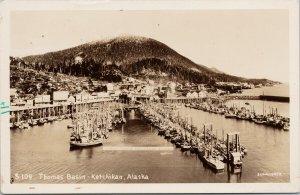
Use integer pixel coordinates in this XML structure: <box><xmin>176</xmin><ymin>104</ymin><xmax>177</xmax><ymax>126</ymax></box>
<box><xmin>11</xmin><ymin>35</ymin><xmax>273</xmax><ymax>85</ymax></box>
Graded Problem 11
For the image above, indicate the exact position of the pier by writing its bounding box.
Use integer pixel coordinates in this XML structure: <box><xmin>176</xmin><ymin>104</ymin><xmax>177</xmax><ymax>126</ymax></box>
<box><xmin>152</xmin><ymin>97</ymin><xmax>222</xmax><ymax>104</ymax></box>
<box><xmin>135</xmin><ymin>95</ymin><xmax>289</xmax><ymax>105</ymax></box>
<box><xmin>10</xmin><ymin>99</ymin><xmax>116</xmax><ymax>124</ymax></box>
<box><xmin>9</xmin><ymin>94</ymin><xmax>289</xmax><ymax>125</ymax></box>
<box><xmin>11</xmin><ymin>97</ymin><xmax>212</xmax><ymax>124</ymax></box>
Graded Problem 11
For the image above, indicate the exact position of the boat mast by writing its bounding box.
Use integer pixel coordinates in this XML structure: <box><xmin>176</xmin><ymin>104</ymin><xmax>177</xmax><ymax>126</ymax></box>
<box><xmin>216</xmin><ymin>127</ymin><xmax>218</xmax><ymax>144</ymax></box>
<box><xmin>262</xmin><ymin>91</ymin><xmax>265</xmax><ymax>116</ymax></box>
<box><xmin>76</xmin><ymin>103</ymin><xmax>78</xmax><ymax>135</ymax></box>
<box><xmin>222</xmin><ymin>129</ymin><xmax>224</xmax><ymax>142</ymax></box>
<box><xmin>203</xmin><ymin>125</ymin><xmax>206</xmax><ymax>144</ymax></box>
<box><xmin>191</xmin><ymin>117</ymin><xmax>193</xmax><ymax>133</ymax></box>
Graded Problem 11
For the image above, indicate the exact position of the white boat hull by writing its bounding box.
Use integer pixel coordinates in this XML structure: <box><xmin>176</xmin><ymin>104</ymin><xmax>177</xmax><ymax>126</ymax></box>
<box><xmin>70</xmin><ymin>139</ymin><xmax>103</xmax><ymax>148</ymax></box>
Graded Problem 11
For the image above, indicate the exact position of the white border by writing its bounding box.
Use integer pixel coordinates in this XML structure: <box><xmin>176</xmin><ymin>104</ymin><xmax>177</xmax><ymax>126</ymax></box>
<box><xmin>0</xmin><ymin>0</ymin><xmax>299</xmax><ymax>194</ymax></box>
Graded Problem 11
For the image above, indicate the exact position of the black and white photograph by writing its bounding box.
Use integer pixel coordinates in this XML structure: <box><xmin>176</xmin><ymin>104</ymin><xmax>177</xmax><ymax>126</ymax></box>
<box><xmin>0</xmin><ymin>0</ymin><xmax>299</xmax><ymax>194</ymax></box>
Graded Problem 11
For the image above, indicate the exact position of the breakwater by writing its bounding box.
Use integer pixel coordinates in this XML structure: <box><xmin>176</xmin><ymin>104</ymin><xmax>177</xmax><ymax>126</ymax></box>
<box><xmin>259</xmin><ymin>95</ymin><xmax>289</xmax><ymax>102</ymax></box>
<box><xmin>224</xmin><ymin>95</ymin><xmax>289</xmax><ymax>102</ymax></box>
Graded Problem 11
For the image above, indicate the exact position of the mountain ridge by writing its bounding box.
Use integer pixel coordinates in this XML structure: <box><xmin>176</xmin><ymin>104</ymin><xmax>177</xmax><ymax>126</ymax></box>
<box><xmin>14</xmin><ymin>35</ymin><xmax>273</xmax><ymax>85</ymax></box>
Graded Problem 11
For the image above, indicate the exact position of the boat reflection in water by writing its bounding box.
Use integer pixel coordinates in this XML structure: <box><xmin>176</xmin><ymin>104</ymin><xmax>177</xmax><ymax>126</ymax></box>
<box><xmin>69</xmin><ymin>147</ymin><xmax>95</xmax><ymax>159</ymax></box>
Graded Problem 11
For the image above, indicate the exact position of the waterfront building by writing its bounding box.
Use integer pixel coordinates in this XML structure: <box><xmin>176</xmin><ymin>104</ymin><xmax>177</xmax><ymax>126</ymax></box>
<box><xmin>148</xmin><ymin>79</ymin><xmax>155</xmax><ymax>86</ymax></box>
<box><xmin>165</xmin><ymin>91</ymin><xmax>177</xmax><ymax>98</ymax></box>
<box><xmin>26</xmin><ymin>99</ymin><xmax>34</xmax><ymax>107</ymax></box>
<box><xmin>52</xmin><ymin>91</ymin><xmax>69</xmax><ymax>105</ymax></box>
<box><xmin>106</xmin><ymin>83</ymin><xmax>114</xmax><ymax>92</ymax></box>
<box><xmin>75</xmin><ymin>91</ymin><xmax>89</xmax><ymax>102</ymax></box>
<box><xmin>13</xmin><ymin>99</ymin><xmax>26</xmax><ymax>107</ymax></box>
<box><xmin>127</xmin><ymin>77</ymin><xmax>135</xmax><ymax>83</ymax></box>
<box><xmin>141</xmin><ymin>86</ymin><xmax>154</xmax><ymax>95</ymax></box>
<box><xmin>197</xmin><ymin>84</ymin><xmax>206</xmax><ymax>90</ymax></box>
<box><xmin>97</xmin><ymin>92</ymin><xmax>110</xmax><ymax>99</ymax></box>
<box><xmin>198</xmin><ymin>91</ymin><xmax>207</xmax><ymax>98</ymax></box>
<box><xmin>34</xmin><ymin>95</ymin><xmax>51</xmax><ymax>106</ymax></box>
<box><xmin>67</xmin><ymin>96</ymin><xmax>76</xmax><ymax>103</ymax></box>
<box><xmin>168</xmin><ymin>82</ymin><xmax>176</xmax><ymax>94</ymax></box>
<box><xmin>186</xmin><ymin>92</ymin><xmax>192</xmax><ymax>98</ymax></box>
<box><xmin>10</xmin><ymin>88</ymin><xmax>18</xmax><ymax>101</ymax></box>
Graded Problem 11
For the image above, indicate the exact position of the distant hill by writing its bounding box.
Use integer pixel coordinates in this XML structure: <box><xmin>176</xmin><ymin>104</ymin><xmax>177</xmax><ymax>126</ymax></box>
<box><xmin>209</xmin><ymin>67</ymin><xmax>225</xmax><ymax>74</ymax></box>
<box><xmin>11</xmin><ymin>35</ymin><xmax>274</xmax><ymax>85</ymax></box>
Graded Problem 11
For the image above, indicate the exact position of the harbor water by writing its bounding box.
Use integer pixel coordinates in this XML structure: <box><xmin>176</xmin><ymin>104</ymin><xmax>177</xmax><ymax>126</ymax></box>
<box><xmin>228</xmin><ymin>83</ymin><xmax>290</xmax><ymax>117</ymax></box>
<box><xmin>11</xmin><ymin>84</ymin><xmax>290</xmax><ymax>183</ymax></box>
<box><xmin>241</xmin><ymin>83</ymin><xmax>289</xmax><ymax>97</ymax></box>
<box><xmin>11</xmin><ymin>108</ymin><xmax>289</xmax><ymax>184</ymax></box>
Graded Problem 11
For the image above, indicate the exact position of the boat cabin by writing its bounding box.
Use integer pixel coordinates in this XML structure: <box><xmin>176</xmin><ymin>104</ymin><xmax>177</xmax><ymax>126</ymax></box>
<box><xmin>230</xmin><ymin>152</ymin><xmax>243</xmax><ymax>168</ymax></box>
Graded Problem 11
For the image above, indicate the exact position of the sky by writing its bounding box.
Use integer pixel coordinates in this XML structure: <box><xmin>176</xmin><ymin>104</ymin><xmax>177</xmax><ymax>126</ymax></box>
<box><xmin>10</xmin><ymin>10</ymin><xmax>289</xmax><ymax>82</ymax></box>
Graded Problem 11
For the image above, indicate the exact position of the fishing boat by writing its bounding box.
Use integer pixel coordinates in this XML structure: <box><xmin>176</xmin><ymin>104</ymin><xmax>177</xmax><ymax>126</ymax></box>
<box><xmin>10</xmin><ymin>122</ymin><xmax>18</xmax><ymax>129</ymax></box>
<box><xmin>253</xmin><ymin>118</ymin><xmax>264</xmax><ymax>124</ymax></box>
<box><xmin>224</xmin><ymin>112</ymin><xmax>237</xmax><ymax>119</ymax></box>
<box><xmin>16</xmin><ymin>122</ymin><xmax>24</xmax><ymax>129</ymax></box>
<box><xmin>70</xmin><ymin>133</ymin><xmax>103</xmax><ymax>148</ymax></box>
<box><xmin>190</xmin><ymin>144</ymin><xmax>198</xmax><ymax>154</ymax></box>
<box><xmin>69</xmin><ymin>106</ymin><xmax>104</xmax><ymax>148</ymax></box>
<box><xmin>171</xmin><ymin>135</ymin><xmax>181</xmax><ymax>143</ymax></box>
<box><xmin>283</xmin><ymin>123</ymin><xmax>289</xmax><ymax>131</ymax></box>
<box><xmin>108</xmin><ymin>125</ymin><xmax>113</xmax><ymax>132</ymax></box>
<box><xmin>23</xmin><ymin>122</ymin><xmax>30</xmax><ymax>129</ymax></box>
<box><xmin>201</xmin><ymin>144</ymin><xmax>225</xmax><ymax>172</ymax></box>
<box><xmin>229</xmin><ymin>152</ymin><xmax>243</xmax><ymax>169</ymax></box>
<box><xmin>37</xmin><ymin>118</ymin><xmax>46</xmax><ymax>125</ymax></box>
<box><xmin>198</xmin><ymin>144</ymin><xmax>225</xmax><ymax>172</ymax></box>
<box><xmin>205</xmin><ymin>156</ymin><xmax>225</xmax><ymax>172</ymax></box>
<box><xmin>175</xmin><ymin>139</ymin><xmax>183</xmax><ymax>148</ymax></box>
<box><xmin>158</xmin><ymin>128</ymin><xmax>165</xmax><ymax>136</ymax></box>
<box><xmin>47</xmin><ymin>116</ymin><xmax>55</xmax><ymax>122</ymax></box>
<box><xmin>67</xmin><ymin>124</ymin><xmax>75</xmax><ymax>128</ymax></box>
<box><xmin>164</xmin><ymin>130</ymin><xmax>171</xmax><ymax>139</ymax></box>
<box><xmin>227</xmin><ymin>132</ymin><xmax>243</xmax><ymax>169</ymax></box>
<box><xmin>241</xmin><ymin>146</ymin><xmax>248</xmax><ymax>155</ymax></box>
<box><xmin>180</xmin><ymin>141</ymin><xmax>191</xmax><ymax>152</ymax></box>
<box><xmin>197</xmin><ymin>124</ymin><xmax>225</xmax><ymax>172</ymax></box>
<box><xmin>190</xmin><ymin>138</ymin><xmax>199</xmax><ymax>154</ymax></box>
<box><xmin>28</xmin><ymin>119</ymin><xmax>37</xmax><ymax>126</ymax></box>
<box><xmin>57</xmin><ymin>116</ymin><xmax>63</xmax><ymax>121</ymax></box>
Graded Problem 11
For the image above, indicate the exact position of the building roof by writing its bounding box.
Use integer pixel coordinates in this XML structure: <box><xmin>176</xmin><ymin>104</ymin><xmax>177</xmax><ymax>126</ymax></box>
<box><xmin>227</xmin><ymin>132</ymin><xmax>240</xmax><ymax>135</ymax></box>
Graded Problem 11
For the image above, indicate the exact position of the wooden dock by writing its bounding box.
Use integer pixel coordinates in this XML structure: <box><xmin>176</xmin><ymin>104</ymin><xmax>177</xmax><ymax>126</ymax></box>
<box><xmin>10</xmin><ymin>99</ymin><xmax>116</xmax><ymax>123</ymax></box>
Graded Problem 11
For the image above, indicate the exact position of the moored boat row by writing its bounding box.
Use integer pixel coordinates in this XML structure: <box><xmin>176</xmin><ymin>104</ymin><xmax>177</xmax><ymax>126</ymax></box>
<box><xmin>10</xmin><ymin>115</ymin><xmax>70</xmax><ymax>129</ymax></box>
<box><xmin>185</xmin><ymin>102</ymin><xmax>289</xmax><ymax>131</ymax></box>
<box><xmin>139</xmin><ymin>103</ymin><xmax>246</xmax><ymax>173</ymax></box>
